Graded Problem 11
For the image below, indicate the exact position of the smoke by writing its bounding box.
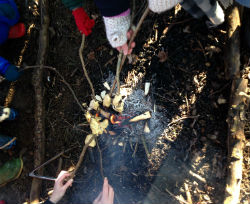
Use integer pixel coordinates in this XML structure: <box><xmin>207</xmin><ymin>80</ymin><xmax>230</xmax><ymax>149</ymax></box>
<box><xmin>71</xmin><ymin>72</ymin><xmax>169</xmax><ymax>204</ymax></box>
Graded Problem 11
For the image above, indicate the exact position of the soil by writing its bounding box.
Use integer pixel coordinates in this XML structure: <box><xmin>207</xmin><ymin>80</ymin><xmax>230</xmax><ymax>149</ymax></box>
<box><xmin>1</xmin><ymin>1</ymin><xmax>250</xmax><ymax>204</ymax></box>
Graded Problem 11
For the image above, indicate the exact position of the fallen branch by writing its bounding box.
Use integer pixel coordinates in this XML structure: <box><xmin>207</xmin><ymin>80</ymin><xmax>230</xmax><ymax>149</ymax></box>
<box><xmin>223</xmin><ymin>6</ymin><xmax>250</xmax><ymax>204</ymax></box>
<box><xmin>79</xmin><ymin>34</ymin><xmax>95</xmax><ymax>99</ymax></box>
<box><xmin>223</xmin><ymin>77</ymin><xmax>249</xmax><ymax>204</ymax></box>
<box><xmin>30</xmin><ymin>0</ymin><xmax>49</xmax><ymax>202</ymax></box>
<box><xmin>224</xmin><ymin>6</ymin><xmax>241</xmax><ymax>80</ymax></box>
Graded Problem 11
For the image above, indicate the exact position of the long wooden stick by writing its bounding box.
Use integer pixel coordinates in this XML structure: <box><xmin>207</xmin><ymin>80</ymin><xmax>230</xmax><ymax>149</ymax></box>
<box><xmin>70</xmin><ymin>134</ymin><xmax>97</xmax><ymax>179</ymax></box>
<box><xmin>24</xmin><ymin>65</ymin><xmax>85</xmax><ymax>113</ymax></box>
<box><xmin>79</xmin><ymin>34</ymin><xmax>95</xmax><ymax>99</ymax></box>
<box><xmin>109</xmin><ymin>7</ymin><xmax>150</xmax><ymax>96</ymax></box>
<box><xmin>30</xmin><ymin>0</ymin><xmax>49</xmax><ymax>203</ymax></box>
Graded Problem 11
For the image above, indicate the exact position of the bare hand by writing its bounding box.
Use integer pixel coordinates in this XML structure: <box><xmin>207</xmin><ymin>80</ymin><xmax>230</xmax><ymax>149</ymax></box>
<box><xmin>117</xmin><ymin>30</ymin><xmax>135</xmax><ymax>55</ymax></box>
<box><xmin>49</xmin><ymin>171</ymin><xmax>73</xmax><ymax>204</ymax></box>
<box><xmin>93</xmin><ymin>177</ymin><xmax>114</xmax><ymax>204</ymax></box>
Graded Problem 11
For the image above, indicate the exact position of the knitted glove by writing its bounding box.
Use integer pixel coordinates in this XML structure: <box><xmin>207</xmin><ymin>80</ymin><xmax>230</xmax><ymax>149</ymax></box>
<box><xmin>103</xmin><ymin>14</ymin><xmax>130</xmax><ymax>48</ymax></box>
<box><xmin>148</xmin><ymin>0</ymin><xmax>182</xmax><ymax>13</ymax></box>
<box><xmin>72</xmin><ymin>7</ymin><xmax>95</xmax><ymax>36</ymax></box>
<box><xmin>4</xmin><ymin>65</ymin><xmax>20</xmax><ymax>81</ymax></box>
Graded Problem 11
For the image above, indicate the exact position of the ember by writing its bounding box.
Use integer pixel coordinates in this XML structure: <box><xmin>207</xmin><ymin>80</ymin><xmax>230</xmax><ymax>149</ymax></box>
<box><xmin>110</xmin><ymin>114</ymin><xmax>131</xmax><ymax>125</ymax></box>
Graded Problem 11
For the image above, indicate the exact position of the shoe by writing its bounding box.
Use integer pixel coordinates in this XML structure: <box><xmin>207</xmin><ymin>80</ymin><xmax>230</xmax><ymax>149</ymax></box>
<box><xmin>8</xmin><ymin>23</ymin><xmax>25</xmax><ymax>39</ymax></box>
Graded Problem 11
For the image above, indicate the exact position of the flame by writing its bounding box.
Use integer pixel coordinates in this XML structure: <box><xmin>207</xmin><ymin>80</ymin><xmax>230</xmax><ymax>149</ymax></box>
<box><xmin>110</xmin><ymin>114</ymin><xmax>121</xmax><ymax>124</ymax></box>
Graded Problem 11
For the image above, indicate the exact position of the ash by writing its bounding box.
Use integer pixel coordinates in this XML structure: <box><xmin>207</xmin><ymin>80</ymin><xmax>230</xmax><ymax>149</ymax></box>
<box><xmin>123</xmin><ymin>89</ymin><xmax>168</xmax><ymax>147</ymax></box>
<box><xmin>103</xmin><ymin>73</ymin><xmax>169</xmax><ymax>148</ymax></box>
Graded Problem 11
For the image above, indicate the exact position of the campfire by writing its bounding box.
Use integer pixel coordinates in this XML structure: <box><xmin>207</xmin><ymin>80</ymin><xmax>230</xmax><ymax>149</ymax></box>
<box><xmin>85</xmin><ymin>97</ymin><xmax>152</xmax><ymax>146</ymax></box>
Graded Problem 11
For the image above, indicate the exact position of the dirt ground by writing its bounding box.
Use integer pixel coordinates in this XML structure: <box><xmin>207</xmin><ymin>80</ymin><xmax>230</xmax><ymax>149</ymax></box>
<box><xmin>0</xmin><ymin>1</ymin><xmax>250</xmax><ymax>204</ymax></box>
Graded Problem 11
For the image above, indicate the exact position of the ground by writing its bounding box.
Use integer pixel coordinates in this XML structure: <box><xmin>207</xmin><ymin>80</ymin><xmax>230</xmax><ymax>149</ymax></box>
<box><xmin>0</xmin><ymin>1</ymin><xmax>250</xmax><ymax>204</ymax></box>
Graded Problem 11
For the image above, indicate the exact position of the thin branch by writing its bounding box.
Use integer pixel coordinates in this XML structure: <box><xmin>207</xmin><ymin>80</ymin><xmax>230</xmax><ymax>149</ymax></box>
<box><xmin>0</xmin><ymin>137</ymin><xmax>17</xmax><ymax>150</ymax></box>
<box><xmin>23</xmin><ymin>65</ymin><xmax>85</xmax><ymax>113</ymax></box>
<box><xmin>70</xmin><ymin>134</ymin><xmax>97</xmax><ymax>179</ymax></box>
<box><xmin>115</xmin><ymin>52</ymin><xmax>123</xmax><ymax>95</ymax></box>
<box><xmin>165</xmin><ymin>187</ymin><xmax>191</xmax><ymax>204</ymax></box>
<box><xmin>167</xmin><ymin>115</ymin><xmax>199</xmax><ymax>127</ymax></box>
<box><xmin>141</xmin><ymin>134</ymin><xmax>150</xmax><ymax>160</ymax></box>
<box><xmin>96</xmin><ymin>140</ymin><xmax>104</xmax><ymax>179</ymax></box>
<box><xmin>79</xmin><ymin>34</ymin><xmax>95</xmax><ymax>99</ymax></box>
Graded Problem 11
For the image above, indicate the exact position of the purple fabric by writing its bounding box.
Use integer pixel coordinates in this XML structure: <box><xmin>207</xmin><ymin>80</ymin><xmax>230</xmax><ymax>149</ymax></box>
<box><xmin>110</xmin><ymin>8</ymin><xmax>130</xmax><ymax>18</ymax></box>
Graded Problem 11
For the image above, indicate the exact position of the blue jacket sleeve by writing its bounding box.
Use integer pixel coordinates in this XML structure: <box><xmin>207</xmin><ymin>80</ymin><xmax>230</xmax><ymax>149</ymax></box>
<box><xmin>0</xmin><ymin>56</ymin><xmax>10</xmax><ymax>75</ymax></box>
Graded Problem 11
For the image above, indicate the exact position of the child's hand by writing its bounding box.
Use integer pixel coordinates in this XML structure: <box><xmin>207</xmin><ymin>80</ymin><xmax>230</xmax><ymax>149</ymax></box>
<box><xmin>49</xmin><ymin>171</ymin><xmax>73</xmax><ymax>204</ymax></box>
<box><xmin>117</xmin><ymin>30</ymin><xmax>135</xmax><ymax>55</ymax></box>
<box><xmin>93</xmin><ymin>177</ymin><xmax>114</xmax><ymax>204</ymax></box>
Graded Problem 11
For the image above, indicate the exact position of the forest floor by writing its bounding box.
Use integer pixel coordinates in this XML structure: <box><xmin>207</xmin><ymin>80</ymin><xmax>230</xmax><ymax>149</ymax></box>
<box><xmin>0</xmin><ymin>1</ymin><xmax>250</xmax><ymax>204</ymax></box>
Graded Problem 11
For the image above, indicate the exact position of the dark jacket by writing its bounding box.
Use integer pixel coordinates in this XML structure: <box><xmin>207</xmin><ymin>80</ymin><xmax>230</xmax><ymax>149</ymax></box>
<box><xmin>61</xmin><ymin>0</ymin><xmax>129</xmax><ymax>17</ymax></box>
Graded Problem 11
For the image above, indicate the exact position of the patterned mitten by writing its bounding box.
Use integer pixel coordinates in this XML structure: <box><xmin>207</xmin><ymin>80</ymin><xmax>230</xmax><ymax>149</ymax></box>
<box><xmin>148</xmin><ymin>0</ymin><xmax>182</xmax><ymax>13</ymax></box>
<box><xmin>103</xmin><ymin>13</ymin><xmax>130</xmax><ymax>48</ymax></box>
